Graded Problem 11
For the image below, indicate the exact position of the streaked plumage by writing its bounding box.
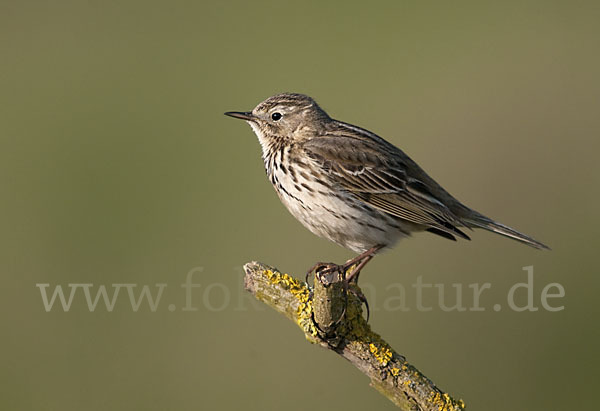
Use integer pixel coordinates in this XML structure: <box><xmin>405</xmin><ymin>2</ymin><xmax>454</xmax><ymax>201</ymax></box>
<box><xmin>225</xmin><ymin>93</ymin><xmax>549</xmax><ymax>258</ymax></box>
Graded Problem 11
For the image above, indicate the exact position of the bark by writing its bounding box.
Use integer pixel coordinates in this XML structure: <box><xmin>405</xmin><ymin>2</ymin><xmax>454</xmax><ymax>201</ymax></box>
<box><xmin>243</xmin><ymin>261</ymin><xmax>466</xmax><ymax>411</ymax></box>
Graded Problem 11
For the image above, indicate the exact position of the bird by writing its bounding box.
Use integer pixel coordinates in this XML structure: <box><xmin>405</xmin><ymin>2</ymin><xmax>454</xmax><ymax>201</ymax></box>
<box><xmin>225</xmin><ymin>93</ymin><xmax>548</xmax><ymax>282</ymax></box>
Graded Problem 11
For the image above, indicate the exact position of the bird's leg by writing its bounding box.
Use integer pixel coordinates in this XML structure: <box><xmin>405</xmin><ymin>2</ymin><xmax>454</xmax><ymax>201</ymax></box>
<box><xmin>342</xmin><ymin>245</ymin><xmax>383</xmax><ymax>321</ymax></box>
<box><xmin>346</xmin><ymin>253</ymin><xmax>374</xmax><ymax>283</ymax></box>
<box><xmin>343</xmin><ymin>245</ymin><xmax>383</xmax><ymax>283</ymax></box>
<box><xmin>343</xmin><ymin>255</ymin><xmax>375</xmax><ymax>321</ymax></box>
<box><xmin>306</xmin><ymin>245</ymin><xmax>382</xmax><ymax>286</ymax></box>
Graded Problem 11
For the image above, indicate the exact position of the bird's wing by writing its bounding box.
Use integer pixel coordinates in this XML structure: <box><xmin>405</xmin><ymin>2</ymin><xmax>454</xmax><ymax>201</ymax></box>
<box><xmin>302</xmin><ymin>134</ymin><xmax>470</xmax><ymax>240</ymax></box>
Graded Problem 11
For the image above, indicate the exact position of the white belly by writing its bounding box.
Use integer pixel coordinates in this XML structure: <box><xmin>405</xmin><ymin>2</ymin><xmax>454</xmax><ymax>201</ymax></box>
<box><xmin>270</xmin><ymin>166</ymin><xmax>410</xmax><ymax>253</ymax></box>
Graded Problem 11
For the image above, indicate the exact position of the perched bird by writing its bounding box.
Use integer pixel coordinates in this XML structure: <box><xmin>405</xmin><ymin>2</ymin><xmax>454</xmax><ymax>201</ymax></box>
<box><xmin>225</xmin><ymin>93</ymin><xmax>548</xmax><ymax>281</ymax></box>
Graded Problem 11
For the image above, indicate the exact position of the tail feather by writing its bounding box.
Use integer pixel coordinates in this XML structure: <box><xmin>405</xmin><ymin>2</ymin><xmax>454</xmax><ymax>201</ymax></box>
<box><xmin>463</xmin><ymin>215</ymin><xmax>550</xmax><ymax>250</ymax></box>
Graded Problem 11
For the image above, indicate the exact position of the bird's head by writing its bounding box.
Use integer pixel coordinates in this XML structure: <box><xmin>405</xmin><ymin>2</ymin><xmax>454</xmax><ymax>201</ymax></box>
<box><xmin>225</xmin><ymin>93</ymin><xmax>330</xmax><ymax>148</ymax></box>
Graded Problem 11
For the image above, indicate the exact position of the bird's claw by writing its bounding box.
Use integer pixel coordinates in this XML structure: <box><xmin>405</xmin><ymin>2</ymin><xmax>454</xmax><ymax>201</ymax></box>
<box><xmin>348</xmin><ymin>286</ymin><xmax>370</xmax><ymax>321</ymax></box>
<box><xmin>306</xmin><ymin>262</ymin><xmax>345</xmax><ymax>286</ymax></box>
<box><xmin>306</xmin><ymin>260</ymin><xmax>371</xmax><ymax>325</ymax></box>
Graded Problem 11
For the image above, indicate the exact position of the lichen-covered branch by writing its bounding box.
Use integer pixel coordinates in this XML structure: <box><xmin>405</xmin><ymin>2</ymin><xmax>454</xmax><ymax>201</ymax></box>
<box><xmin>243</xmin><ymin>261</ymin><xmax>466</xmax><ymax>411</ymax></box>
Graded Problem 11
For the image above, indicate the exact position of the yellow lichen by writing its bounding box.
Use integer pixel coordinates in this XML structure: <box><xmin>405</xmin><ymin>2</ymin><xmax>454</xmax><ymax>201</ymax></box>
<box><xmin>258</xmin><ymin>267</ymin><xmax>465</xmax><ymax>410</ymax></box>
<box><xmin>369</xmin><ymin>342</ymin><xmax>393</xmax><ymax>366</ymax></box>
<box><xmin>428</xmin><ymin>391</ymin><xmax>466</xmax><ymax>411</ymax></box>
<box><xmin>262</xmin><ymin>269</ymin><xmax>317</xmax><ymax>337</ymax></box>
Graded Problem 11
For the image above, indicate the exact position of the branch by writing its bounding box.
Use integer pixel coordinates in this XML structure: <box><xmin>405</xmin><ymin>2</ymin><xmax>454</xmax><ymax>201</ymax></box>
<box><xmin>243</xmin><ymin>261</ymin><xmax>466</xmax><ymax>411</ymax></box>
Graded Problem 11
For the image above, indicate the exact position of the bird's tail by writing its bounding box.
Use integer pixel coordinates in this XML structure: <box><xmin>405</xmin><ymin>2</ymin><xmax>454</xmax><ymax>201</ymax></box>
<box><xmin>463</xmin><ymin>213</ymin><xmax>550</xmax><ymax>250</ymax></box>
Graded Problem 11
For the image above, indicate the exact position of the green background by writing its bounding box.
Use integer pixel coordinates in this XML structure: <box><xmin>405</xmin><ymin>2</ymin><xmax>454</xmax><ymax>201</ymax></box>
<box><xmin>2</xmin><ymin>1</ymin><xmax>598</xmax><ymax>410</ymax></box>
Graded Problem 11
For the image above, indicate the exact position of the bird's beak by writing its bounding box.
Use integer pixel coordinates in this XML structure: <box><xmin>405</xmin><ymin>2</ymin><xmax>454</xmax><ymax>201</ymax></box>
<box><xmin>224</xmin><ymin>111</ymin><xmax>256</xmax><ymax>121</ymax></box>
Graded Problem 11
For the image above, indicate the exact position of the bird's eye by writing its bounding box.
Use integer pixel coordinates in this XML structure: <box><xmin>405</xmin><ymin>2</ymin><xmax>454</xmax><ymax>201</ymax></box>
<box><xmin>271</xmin><ymin>112</ymin><xmax>282</xmax><ymax>121</ymax></box>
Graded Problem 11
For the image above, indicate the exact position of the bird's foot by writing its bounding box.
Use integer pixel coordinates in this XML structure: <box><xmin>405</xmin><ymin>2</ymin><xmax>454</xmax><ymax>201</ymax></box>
<box><xmin>306</xmin><ymin>260</ymin><xmax>371</xmax><ymax>323</ymax></box>
<box><xmin>348</xmin><ymin>285</ymin><xmax>370</xmax><ymax>322</ymax></box>
<box><xmin>306</xmin><ymin>245</ymin><xmax>383</xmax><ymax>286</ymax></box>
<box><xmin>306</xmin><ymin>262</ymin><xmax>345</xmax><ymax>286</ymax></box>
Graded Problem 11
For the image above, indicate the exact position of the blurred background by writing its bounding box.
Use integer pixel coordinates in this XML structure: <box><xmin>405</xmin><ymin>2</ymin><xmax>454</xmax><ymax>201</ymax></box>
<box><xmin>1</xmin><ymin>1</ymin><xmax>598</xmax><ymax>410</ymax></box>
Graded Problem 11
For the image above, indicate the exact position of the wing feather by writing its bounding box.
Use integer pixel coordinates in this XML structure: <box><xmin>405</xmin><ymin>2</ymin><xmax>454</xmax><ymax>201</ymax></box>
<box><xmin>303</xmin><ymin>133</ymin><xmax>470</xmax><ymax>240</ymax></box>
